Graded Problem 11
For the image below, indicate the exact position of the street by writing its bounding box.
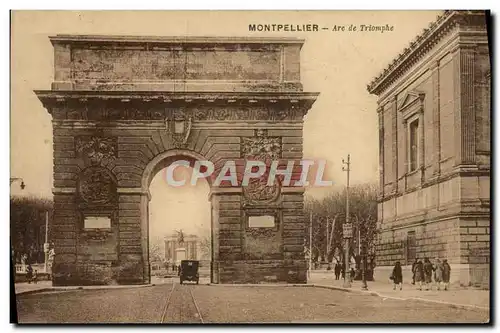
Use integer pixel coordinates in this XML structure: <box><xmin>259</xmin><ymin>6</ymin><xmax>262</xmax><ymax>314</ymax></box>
<box><xmin>15</xmin><ymin>282</ymin><xmax>489</xmax><ymax>324</ymax></box>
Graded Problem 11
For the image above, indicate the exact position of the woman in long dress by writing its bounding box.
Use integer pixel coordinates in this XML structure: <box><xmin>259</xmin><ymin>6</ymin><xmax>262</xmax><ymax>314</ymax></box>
<box><xmin>391</xmin><ymin>261</ymin><xmax>403</xmax><ymax>291</ymax></box>
<box><xmin>423</xmin><ymin>258</ymin><xmax>434</xmax><ymax>291</ymax></box>
<box><xmin>433</xmin><ymin>258</ymin><xmax>444</xmax><ymax>290</ymax></box>
<box><xmin>442</xmin><ymin>259</ymin><xmax>451</xmax><ymax>291</ymax></box>
<box><xmin>414</xmin><ymin>259</ymin><xmax>424</xmax><ymax>290</ymax></box>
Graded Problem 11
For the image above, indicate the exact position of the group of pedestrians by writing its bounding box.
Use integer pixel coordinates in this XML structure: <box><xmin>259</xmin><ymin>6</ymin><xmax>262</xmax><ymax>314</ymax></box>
<box><xmin>412</xmin><ymin>257</ymin><xmax>451</xmax><ymax>291</ymax></box>
<box><xmin>333</xmin><ymin>263</ymin><xmax>355</xmax><ymax>282</ymax></box>
<box><xmin>390</xmin><ymin>257</ymin><xmax>451</xmax><ymax>291</ymax></box>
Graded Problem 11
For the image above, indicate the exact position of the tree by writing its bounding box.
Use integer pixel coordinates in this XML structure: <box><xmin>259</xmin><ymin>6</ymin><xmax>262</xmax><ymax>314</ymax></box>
<box><xmin>10</xmin><ymin>196</ymin><xmax>53</xmax><ymax>264</ymax></box>
<box><xmin>199</xmin><ymin>235</ymin><xmax>211</xmax><ymax>260</ymax></box>
<box><xmin>304</xmin><ymin>183</ymin><xmax>378</xmax><ymax>265</ymax></box>
<box><xmin>195</xmin><ymin>225</ymin><xmax>212</xmax><ymax>260</ymax></box>
<box><xmin>149</xmin><ymin>236</ymin><xmax>164</xmax><ymax>263</ymax></box>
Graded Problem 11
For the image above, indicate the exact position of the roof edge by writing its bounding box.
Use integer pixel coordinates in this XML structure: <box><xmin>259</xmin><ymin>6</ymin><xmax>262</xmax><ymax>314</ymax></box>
<box><xmin>366</xmin><ymin>10</ymin><xmax>488</xmax><ymax>96</ymax></box>
<box><xmin>49</xmin><ymin>34</ymin><xmax>306</xmax><ymax>45</ymax></box>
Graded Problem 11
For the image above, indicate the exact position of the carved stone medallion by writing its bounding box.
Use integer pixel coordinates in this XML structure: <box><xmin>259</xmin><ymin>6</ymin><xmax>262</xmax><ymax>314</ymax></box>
<box><xmin>78</xmin><ymin>167</ymin><xmax>117</xmax><ymax>204</ymax></box>
<box><xmin>75</xmin><ymin>136</ymin><xmax>117</xmax><ymax>166</ymax></box>
<box><xmin>214</xmin><ymin>108</ymin><xmax>230</xmax><ymax>121</ymax></box>
<box><xmin>243</xmin><ymin>177</ymin><xmax>280</xmax><ymax>203</ymax></box>
<box><xmin>255</xmin><ymin>107</ymin><xmax>269</xmax><ymax>120</ymax></box>
<box><xmin>234</xmin><ymin>108</ymin><xmax>249</xmax><ymax>121</ymax></box>
<box><xmin>194</xmin><ymin>109</ymin><xmax>208</xmax><ymax>120</ymax></box>
<box><xmin>241</xmin><ymin>129</ymin><xmax>281</xmax><ymax>161</ymax></box>
<box><xmin>273</xmin><ymin>109</ymin><xmax>289</xmax><ymax>120</ymax></box>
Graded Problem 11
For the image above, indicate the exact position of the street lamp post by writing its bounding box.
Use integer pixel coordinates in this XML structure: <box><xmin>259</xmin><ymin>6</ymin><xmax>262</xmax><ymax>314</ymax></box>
<box><xmin>361</xmin><ymin>221</ymin><xmax>368</xmax><ymax>290</ymax></box>
<box><xmin>342</xmin><ymin>155</ymin><xmax>352</xmax><ymax>288</ymax></box>
<box><xmin>308</xmin><ymin>211</ymin><xmax>313</xmax><ymax>279</ymax></box>
<box><xmin>44</xmin><ymin>211</ymin><xmax>50</xmax><ymax>273</ymax></box>
<box><xmin>10</xmin><ymin>177</ymin><xmax>25</xmax><ymax>190</ymax></box>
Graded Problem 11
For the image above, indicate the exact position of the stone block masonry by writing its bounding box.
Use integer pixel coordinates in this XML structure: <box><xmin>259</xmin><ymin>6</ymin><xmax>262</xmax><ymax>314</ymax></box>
<box><xmin>37</xmin><ymin>35</ymin><xmax>318</xmax><ymax>285</ymax></box>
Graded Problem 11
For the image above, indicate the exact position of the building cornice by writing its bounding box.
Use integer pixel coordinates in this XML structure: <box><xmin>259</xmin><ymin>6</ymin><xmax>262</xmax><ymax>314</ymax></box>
<box><xmin>367</xmin><ymin>10</ymin><xmax>488</xmax><ymax>96</ymax></box>
<box><xmin>35</xmin><ymin>90</ymin><xmax>319</xmax><ymax>110</ymax></box>
<box><xmin>377</xmin><ymin>167</ymin><xmax>490</xmax><ymax>204</ymax></box>
<box><xmin>49</xmin><ymin>34</ymin><xmax>306</xmax><ymax>49</ymax></box>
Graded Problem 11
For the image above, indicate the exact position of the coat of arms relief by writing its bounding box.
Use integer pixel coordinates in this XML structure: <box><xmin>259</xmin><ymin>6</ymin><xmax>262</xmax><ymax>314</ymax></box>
<box><xmin>241</xmin><ymin>129</ymin><xmax>282</xmax><ymax>204</ymax></box>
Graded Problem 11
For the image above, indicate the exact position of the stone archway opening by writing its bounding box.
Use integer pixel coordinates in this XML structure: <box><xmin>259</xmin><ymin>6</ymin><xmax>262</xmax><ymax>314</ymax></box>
<box><xmin>146</xmin><ymin>155</ymin><xmax>212</xmax><ymax>284</ymax></box>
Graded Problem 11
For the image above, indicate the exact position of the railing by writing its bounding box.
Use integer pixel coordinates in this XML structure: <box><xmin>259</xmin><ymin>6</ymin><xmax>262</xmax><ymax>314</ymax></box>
<box><xmin>15</xmin><ymin>263</ymin><xmax>46</xmax><ymax>274</ymax></box>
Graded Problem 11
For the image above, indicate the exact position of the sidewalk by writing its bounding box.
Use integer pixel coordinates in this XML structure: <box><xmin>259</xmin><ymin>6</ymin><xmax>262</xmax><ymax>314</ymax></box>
<box><xmin>14</xmin><ymin>281</ymin><xmax>153</xmax><ymax>295</ymax></box>
<box><xmin>308</xmin><ymin>271</ymin><xmax>490</xmax><ymax>309</ymax></box>
<box><xmin>14</xmin><ymin>281</ymin><xmax>53</xmax><ymax>295</ymax></box>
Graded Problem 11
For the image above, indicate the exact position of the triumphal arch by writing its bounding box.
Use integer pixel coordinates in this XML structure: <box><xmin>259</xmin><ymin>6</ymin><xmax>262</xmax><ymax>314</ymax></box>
<box><xmin>35</xmin><ymin>35</ymin><xmax>318</xmax><ymax>285</ymax></box>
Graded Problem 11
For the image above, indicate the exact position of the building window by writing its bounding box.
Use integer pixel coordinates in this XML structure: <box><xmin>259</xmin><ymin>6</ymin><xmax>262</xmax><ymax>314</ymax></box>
<box><xmin>406</xmin><ymin>231</ymin><xmax>416</xmax><ymax>263</ymax></box>
<box><xmin>409</xmin><ymin>119</ymin><xmax>419</xmax><ymax>172</ymax></box>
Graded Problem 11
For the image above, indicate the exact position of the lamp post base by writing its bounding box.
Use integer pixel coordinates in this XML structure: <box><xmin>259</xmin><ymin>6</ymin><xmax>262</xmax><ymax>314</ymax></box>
<box><xmin>361</xmin><ymin>254</ymin><xmax>368</xmax><ymax>290</ymax></box>
<box><xmin>342</xmin><ymin>279</ymin><xmax>351</xmax><ymax>288</ymax></box>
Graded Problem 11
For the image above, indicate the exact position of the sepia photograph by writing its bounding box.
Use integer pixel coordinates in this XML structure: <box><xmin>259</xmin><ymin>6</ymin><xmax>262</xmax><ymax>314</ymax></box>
<box><xmin>9</xmin><ymin>9</ymin><xmax>491</xmax><ymax>324</ymax></box>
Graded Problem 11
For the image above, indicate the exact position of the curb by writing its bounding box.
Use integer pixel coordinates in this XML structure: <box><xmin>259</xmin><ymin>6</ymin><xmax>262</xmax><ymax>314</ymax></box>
<box><xmin>206</xmin><ymin>283</ymin><xmax>309</xmax><ymax>287</ymax></box>
<box><xmin>310</xmin><ymin>284</ymin><xmax>489</xmax><ymax>310</ymax></box>
<box><xmin>15</xmin><ymin>284</ymin><xmax>154</xmax><ymax>295</ymax></box>
<box><xmin>15</xmin><ymin>288</ymin><xmax>53</xmax><ymax>296</ymax></box>
<box><xmin>407</xmin><ymin>297</ymin><xmax>489</xmax><ymax>311</ymax></box>
<box><xmin>310</xmin><ymin>284</ymin><xmax>380</xmax><ymax>297</ymax></box>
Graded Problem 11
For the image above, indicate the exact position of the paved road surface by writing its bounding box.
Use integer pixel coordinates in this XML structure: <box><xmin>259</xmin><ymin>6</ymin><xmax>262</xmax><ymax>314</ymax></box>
<box><xmin>15</xmin><ymin>283</ymin><xmax>489</xmax><ymax>324</ymax></box>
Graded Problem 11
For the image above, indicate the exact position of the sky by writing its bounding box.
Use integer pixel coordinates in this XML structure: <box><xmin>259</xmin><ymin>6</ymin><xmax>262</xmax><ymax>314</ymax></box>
<box><xmin>10</xmin><ymin>10</ymin><xmax>443</xmax><ymax>237</ymax></box>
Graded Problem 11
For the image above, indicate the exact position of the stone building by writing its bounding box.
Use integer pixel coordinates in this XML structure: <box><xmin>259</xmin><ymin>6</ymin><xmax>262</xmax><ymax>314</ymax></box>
<box><xmin>367</xmin><ymin>11</ymin><xmax>490</xmax><ymax>287</ymax></box>
<box><xmin>164</xmin><ymin>233</ymin><xmax>200</xmax><ymax>263</ymax></box>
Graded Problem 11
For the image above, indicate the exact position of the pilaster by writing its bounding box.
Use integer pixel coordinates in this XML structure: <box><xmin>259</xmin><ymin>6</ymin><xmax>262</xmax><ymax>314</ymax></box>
<box><xmin>431</xmin><ymin>60</ymin><xmax>441</xmax><ymax>175</ymax></box>
<box><xmin>418</xmin><ymin>97</ymin><xmax>425</xmax><ymax>185</ymax></box>
<box><xmin>391</xmin><ymin>96</ymin><xmax>398</xmax><ymax>193</ymax></box>
<box><xmin>453</xmin><ymin>44</ymin><xmax>477</xmax><ymax>166</ymax></box>
<box><xmin>378</xmin><ymin>106</ymin><xmax>385</xmax><ymax>198</ymax></box>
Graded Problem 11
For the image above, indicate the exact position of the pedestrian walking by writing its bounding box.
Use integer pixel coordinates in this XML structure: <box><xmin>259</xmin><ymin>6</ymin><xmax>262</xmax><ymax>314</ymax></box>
<box><xmin>33</xmin><ymin>270</ymin><xmax>38</xmax><ymax>284</ymax></box>
<box><xmin>423</xmin><ymin>257</ymin><xmax>433</xmax><ymax>290</ymax></box>
<box><xmin>334</xmin><ymin>263</ymin><xmax>341</xmax><ymax>280</ymax></box>
<box><xmin>390</xmin><ymin>261</ymin><xmax>403</xmax><ymax>290</ymax></box>
<box><xmin>414</xmin><ymin>259</ymin><xmax>424</xmax><ymax>290</ymax></box>
<box><xmin>26</xmin><ymin>264</ymin><xmax>33</xmax><ymax>284</ymax></box>
<box><xmin>442</xmin><ymin>259</ymin><xmax>451</xmax><ymax>291</ymax></box>
<box><xmin>349</xmin><ymin>267</ymin><xmax>355</xmax><ymax>283</ymax></box>
<box><xmin>47</xmin><ymin>246</ymin><xmax>55</xmax><ymax>280</ymax></box>
<box><xmin>433</xmin><ymin>258</ymin><xmax>444</xmax><ymax>290</ymax></box>
<box><xmin>411</xmin><ymin>259</ymin><xmax>418</xmax><ymax>285</ymax></box>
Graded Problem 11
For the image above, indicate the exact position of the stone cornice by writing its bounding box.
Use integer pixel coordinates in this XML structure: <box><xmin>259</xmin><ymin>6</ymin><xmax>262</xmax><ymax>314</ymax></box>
<box><xmin>367</xmin><ymin>10</ymin><xmax>488</xmax><ymax>96</ymax></box>
<box><xmin>378</xmin><ymin>210</ymin><xmax>490</xmax><ymax>232</ymax></box>
<box><xmin>377</xmin><ymin>167</ymin><xmax>491</xmax><ymax>203</ymax></box>
<box><xmin>49</xmin><ymin>34</ymin><xmax>306</xmax><ymax>48</ymax></box>
<box><xmin>35</xmin><ymin>90</ymin><xmax>319</xmax><ymax>109</ymax></box>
